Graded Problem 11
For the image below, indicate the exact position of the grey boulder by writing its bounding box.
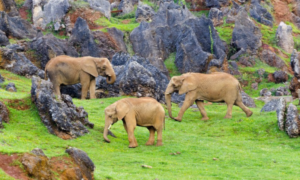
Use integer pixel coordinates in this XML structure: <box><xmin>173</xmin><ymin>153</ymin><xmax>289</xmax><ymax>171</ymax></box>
<box><xmin>276</xmin><ymin>22</ymin><xmax>294</xmax><ymax>54</ymax></box>
<box><xmin>285</xmin><ymin>103</ymin><xmax>300</xmax><ymax>138</ymax></box>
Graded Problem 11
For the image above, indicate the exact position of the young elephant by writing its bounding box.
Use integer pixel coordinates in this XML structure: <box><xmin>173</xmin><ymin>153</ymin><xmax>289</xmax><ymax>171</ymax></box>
<box><xmin>165</xmin><ymin>72</ymin><xmax>253</xmax><ymax>121</ymax></box>
<box><xmin>45</xmin><ymin>55</ymin><xmax>116</xmax><ymax>99</ymax></box>
<box><xmin>103</xmin><ymin>97</ymin><xmax>165</xmax><ymax>148</ymax></box>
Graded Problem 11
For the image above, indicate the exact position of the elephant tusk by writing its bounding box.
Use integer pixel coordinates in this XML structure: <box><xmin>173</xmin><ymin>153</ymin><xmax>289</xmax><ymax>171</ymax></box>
<box><xmin>108</xmin><ymin>124</ymin><xmax>112</xmax><ymax>130</ymax></box>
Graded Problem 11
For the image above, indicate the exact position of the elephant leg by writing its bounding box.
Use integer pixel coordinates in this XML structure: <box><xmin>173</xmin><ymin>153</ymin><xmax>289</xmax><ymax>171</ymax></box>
<box><xmin>235</xmin><ymin>100</ymin><xmax>253</xmax><ymax>117</ymax></box>
<box><xmin>195</xmin><ymin>100</ymin><xmax>209</xmax><ymax>120</ymax></box>
<box><xmin>52</xmin><ymin>82</ymin><xmax>61</xmax><ymax>99</ymax></box>
<box><xmin>175</xmin><ymin>93</ymin><xmax>195</xmax><ymax>122</ymax></box>
<box><xmin>80</xmin><ymin>76</ymin><xmax>90</xmax><ymax>100</ymax></box>
<box><xmin>124</xmin><ymin>115</ymin><xmax>138</xmax><ymax>148</ymax></box>
<box><xmin>146</xmin><ymin>127</ymin><xmax>155</xmax><ymax>146</ymax></box>
<box><xmin>122</xmin><ymin>120</ymin><xmax>128</xmax><ymax>133</ymax></box>
<box><xmin>156</xmin><ymin>127</ymin><xmax>163</xmax><ymax>146</ymax></box>
<box><xmin>89</xmin><ymin>78</ymin><xmax>96</xmax><ymax>99</ymax></box>
<box><xmin>224</xmin><ymin>102</ymin><xmax>234</xmax><ymax>119</ymax></box>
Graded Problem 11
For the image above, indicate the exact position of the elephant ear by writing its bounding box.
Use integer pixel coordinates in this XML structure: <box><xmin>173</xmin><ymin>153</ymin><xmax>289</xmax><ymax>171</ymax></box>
<box><xmin>82</xmin><ymin>58</ymin><xmax>98</xmax><ymax>77</ymax></box>
<box><xmin>178</xmin><ymin>75</ymin><xmax>197</xmax><ymax>95</ymax></box>
<box><xmin>116</xmin><ymin>101</ymin><xmax>130</xmax><ymax>120</ymax></box>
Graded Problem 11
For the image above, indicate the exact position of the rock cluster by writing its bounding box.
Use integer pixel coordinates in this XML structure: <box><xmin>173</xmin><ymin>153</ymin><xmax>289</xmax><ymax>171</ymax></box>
<box><xmin>260</xmin><ymin>49</ymin><xmax>288</xmax><ymax>71</ymax></box>
<box><xmin>135</xmin><ymin>3</ymin><xmax>155</xmax><ymax>23</ymax></box>
<box><xmin>31</xmin><ymin>76</ymin><xmax>93</xmax><ymax>139</ymax></box>
<box><xmin>0</xmin><ymin>101</ymin><xmax>9</xmax><ymax>129</ymax></box>
<box><xmin>249</xmin><ymin>0</ymin><xmax>273</xmax><ymax>27</ymax></box>
<box><xmin>289</xmin><ymin>49</ymin><xmax>300</xmax><ymax>102</ymax></box>
<box><xmin>22</xmin><ymin>148</ymin><xmax>95</xmax><ymax>180</ymax></box>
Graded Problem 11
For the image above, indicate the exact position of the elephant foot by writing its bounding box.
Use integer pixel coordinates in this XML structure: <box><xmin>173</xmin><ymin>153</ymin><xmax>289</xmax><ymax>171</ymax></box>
<box><xmin>145</xmin><ymin>141</ymin><xmax>154</xmax><ymax>146</ymax></box>
<box><xmin>224</xmin><ymin>115</ymin><xmax>232</xmax><ymax>119</ymax></box>
<box><xmin>129</xmin><ymin>143</ymin><xmax>138</xmax><ymax>148</ymax></box>
<box><xmin>246</xmin><ymin>111</ymin><xmax>253</xmax><ymax>117</ymax></box>
<box><xmin>156</xmin><ymin>140</ymin><xmax>163</xmax><ymax>146</ymax></box>
<box><xmin>173</xmin><ymin>117</ymin><xmax>182</xmax><ymax>122</ymax></box>
<box><xmin>201</xmin><ymin>117</ymin><xmax>209</xmax><ymax>121</ymax></box>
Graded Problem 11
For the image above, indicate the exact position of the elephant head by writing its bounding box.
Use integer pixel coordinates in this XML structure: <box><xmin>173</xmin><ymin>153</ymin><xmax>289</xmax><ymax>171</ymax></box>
<box><xmin>165</xmin><ymin>73</ymin><xmax>197</xmax><ymax>119</ymax></box>
<box><xmin>103</xmin><ymin>101</ymin><xmax>129</xmax><ymax>143</ymax></box>
<box><xmin>82</xmin><ymin>57</ymin><xmax>116</xmax><ymax>84</ymax></box>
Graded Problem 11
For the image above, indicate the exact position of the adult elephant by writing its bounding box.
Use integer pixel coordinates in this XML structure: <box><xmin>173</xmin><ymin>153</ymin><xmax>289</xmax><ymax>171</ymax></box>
<box><xmin>103</xmin><ymin>97</ymin><xmax>165</xmax><ymax>148</ymax></box>
<box><xmin>45</xmin><ymin>55</ymin><xmax>116</xmax><ymax>99</ymax></box>
<box><xmin>165</xmin><ymin>72</ymin><xmax>253</xmax><ymax>121</ymax></box>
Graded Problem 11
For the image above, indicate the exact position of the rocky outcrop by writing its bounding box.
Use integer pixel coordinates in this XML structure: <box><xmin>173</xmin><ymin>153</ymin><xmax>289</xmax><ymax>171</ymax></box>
<box><xmin>96</xmin><ymin>52</ymin><xmax>169</xmax><ymax>103</ymax></box>
<box><xmin>69</xmin><ymin>17</ymin><xmax>104</xmax><ymax>58</ymax></box>
<box><xmin>209</xmin><ymin>8</ymin><xmax>223</xmax><ymax>26</ymax></box>
<box><xmin>276</xmin><ymin>98</ymin><xmax>286</xmax><ymax>131</ymax></box>
<box><xmin>273</xmin><ymin>71</ymin><xmax>288</xmax><ymax>83</ymax></box>
<box><xmin>205</xmin><ymin>0</ymin><xmax>230</xmax><ymax>8</ymax></box>
<box><xmin>225</xmin><ymin>1</ymin><xmax>243</xmax><ymax>24</ymax></box>
<box><xmin>0</xmin><ymin>0</ymin><xmax>19</xmax><ymax>17</ymax></box>
<box><xmin>0</xmin><ymin>73</ymin><xmax>4</xmax><ymax>83</ymax></box>
<box><xmin>6</xmin><ymin>83</ymin><xmax>16</xmax><ymax>92</ymax></box>
<box><xmin>0</xmin><ymin>30</ymin><xmax>9</xmax><ymax>46</ymax></box>
<box><xmin>261</xmin><ymin>99</ymin><xmax>281</xmax><ymax>112</ymax></box>
<box><xmin>28</xmin><ymin>33</ymin><xmax>78</xmax><ymax>69</ymax></box>
<box><xmin>0</xmin><ymin>101</ymin><xmax>9</xmax><ymax>129</ymax></box>
<box><xmin>136</xmin><ymin>3</ymin><xmax>155</xmax><ymax>23</ymax></box>
<box><xmin>107</xmin><ymin>27</ymin><xmax>127</xmax><ymax>53</ymax></box>
<box><xmin>31</xmin><ymin>76</ymin><xmax>93</xmax><ymax>139</ymax></box>
<box><xmin>0</xmin><ymin>47</ymin><xmax>44</xmax><ymax>78</ymax></box>
<box><xmin>260</xmin><ymin>49</ymin><xmax>288</xmax><ymax>71</ymax></box>
<box><xmin>65</xmin><ymin>147</ymin><xmax>95</xmax><ymax>180</ymax></box>
<box><xmin>0</xmin><ymin>11</ymin><xmax>37</xmax><ymax>39</ymax></box>
<box><xmin>249</xmin><ymin>0</ymin><xmax>273</xmax><ymax>27</ymax></box>
<box><xmin>231</xmin><ymin>10</ymin><xmax>262</xmax><ymax>56</ymax></box>
<box><xmin>241</xmin><ymin>91</ymin><xmax>256</xmax><ymax>108</ymax></box>
<box><xmin>275</xmin><ymin>86</ymin><xmax>290</xmax><ymax>96</ymax></box>
<box><xmin>276</xmin><ymin>22</ymin><xmax>294</xmax><ymax>54</ymax></box>
<box><xmin>130</xmin><ymin>0</ymin><xmax>226</xmax><ymax>76</ymax></box>
<box><xmin>87</xmin><ymin>0</ymin><xmax>111</xmax><ymax>19</ymax></box>
<box><xmin>22</xmin><ymin>148</ymin><xmax>54</xmax><ymax>180</ymax></box>
<box><xmin>289</xmin><ymin>49</ymin><xmax>300</xmax><ymax>100</ymax></box>
<box><xmin>285</xmin><ymin>103</ymin><xmax>300</xmax><ymax>138</ymax></box>
<box><xmin>260</xmin><ymin>88</ymin><xmax>271</xmax><ymax>97</ymax></box>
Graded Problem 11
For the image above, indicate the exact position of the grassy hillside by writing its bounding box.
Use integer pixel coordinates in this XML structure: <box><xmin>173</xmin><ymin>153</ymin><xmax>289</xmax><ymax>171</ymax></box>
<box><xmin>1</xmin><ymin>70</ymin><xmax>300</xmax><ymax>179</ymax></box>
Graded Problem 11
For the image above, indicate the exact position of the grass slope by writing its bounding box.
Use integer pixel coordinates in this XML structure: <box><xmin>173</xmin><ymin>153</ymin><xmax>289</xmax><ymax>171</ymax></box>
<box><xmin>0</xmin><ymin>70</ymin><xmax>300</xmax><ymax>179</ymax></box>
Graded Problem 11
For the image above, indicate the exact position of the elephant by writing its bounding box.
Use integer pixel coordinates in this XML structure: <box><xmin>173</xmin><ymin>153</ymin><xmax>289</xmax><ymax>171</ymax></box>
<box><xmin>45</xmin><ymin>55</ymin><xmax>116</xmax><ymax>99</ymax></box>
<box><xmin>103</xmin><ymin>97</ymin><xmax>165</xmax><ymax>148</ymax></box>
<box><xmin>165</xmin><ymin>72</ymin><xmax>253</xmax><ymax>121</ymax></box>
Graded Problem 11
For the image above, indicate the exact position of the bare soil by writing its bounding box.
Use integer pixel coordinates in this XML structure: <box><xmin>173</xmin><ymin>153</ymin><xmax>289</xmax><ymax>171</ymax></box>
<box><xmin>0</xmin><ymin>153</ymin><xmax>30</xmax><ymax>180</ymax></box>
<box><xmin>69</xmin><ymin>7</ymin><xmax>105</xmax><ymax>30</ymax></box>
<box><xmin>2</xmin><ymin>99</ymin><xmax>31</xmax><ymax>111</ymax></box>
<box><xmin>271</xmin><ymin>0</ymin><xmax>294</xmax><ymax>24</ymax></box>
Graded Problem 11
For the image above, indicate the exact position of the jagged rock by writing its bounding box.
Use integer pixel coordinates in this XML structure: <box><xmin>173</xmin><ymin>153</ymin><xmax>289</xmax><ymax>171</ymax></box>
<box><xmin>130</xmin><ymin>1</ymin><xmax>226</xmax><ymax>75</ymax></box>
<box><xmin>95</xmin><ymin>52</ymin><xmax>169</xmax><ymax>103</ymax></box>
<box><xmin>31</xmin><ymin>76</ymin><xmax>93</xmax><ymax>139</ymax></box>
<box><xmin>285</xmin><ymin>103</ymin><xmax>300</xmax><ymax>138</ymax></box>
<box><xmin>228</xmin><ymin>61</ymin><xmax>240</xmax><ymax>75</ymax></box>
<box><xmin>0</xmin><ymin>11</ymin><xmax>37</xmax><ymax>39</ymax></box>
<box><xmin>0</xmin><ymin>47</ymin><xmax>44</xmax><ymax>78</ymax></box>
<box><xmin>292</xmin><ymin>13</ymin><xmax>300</xmax><ymax>29</ymax></box>
<box><xmin>136</xmin><ymin>3</ymin><xmax>155</xmax><ymax>23</ymax></box>
<box><xmin>291</xmin><ymin>49</ymin><xmax>300</xmax><ymax>78</ymax></box>
<box><xmin>29</xmin><ymin>33</ymin><xmax>78</xmax><ymax>69</ymax></box>
<box><xmin>275</xmin><ymin>86</ymin><xmax>290</xmax><ymax>96</ymax></box>
<box><xmin>260</xmin><ymin>88</ymin><xmax>271</xmax><ymax>97</ymax></box>
<box><xmin>226</xmin><ymin>1</ymin><xmax>243</xmax><ymax>24</ymax></box>
<box><xmin>22</xmin><ymin>149</ymin><xmax>54</xmax><ymax>180</ymax></box>
<box><xmin>118</xmin><ymin>0</ymin><xmax>136</xmax><ymax>15</ymax></box>
<box><xmin>209</xmin><ymin>8</ymin><xmax>223</xmax><ymax>26</ymax></box>
<box><xmin>6</xmin><ymin>83</ymin><xmax>16</xmax><ymax>92</ymax></box>
<box><xmin>65</xmin><ymin>147</ymin><xmax>95</xmax><ymax>180</ymax></box>
<box><xmin>261</xmin><ymin>99</ymin><xmax>280</xmax><ymax>112</ymax></box>
<box><xmin>0</xmin><ymin>73</ymin><xmax>4</xmax><ymax>83</ymax></box>
<box><xmin>276</xmin><ymin>22</ymin><xmax>294</xmax><ymax>54</ymax></box>
<box><xmin>205</xmin><ymin>0</ymin><xmax>230</xmax><ymax>8</ymax></box>
<box><xmin>260</xmin><ymin>49</ymin><xmax>288</xmax><ymax>71</ymax></box>
<box><xmin>273</xmin><ymin>71</ymin><xmax>288</xmax><ymax>83</ymax></box>
<box><xmin>276</xmin><ymin>98</ymin><xmax>286</xmax><ymax>131</ymax></box>
<box><xmin>251</xmin><ymin>82</ymin><xmax>258</xmax><ymax>90</ymax></box>
<box><xmin>231</xmin><ymin>9</ymin><xmax>262</xmax><ymax>55</ymax></box>
<box><xmin>69</xmin><ymin>17</ymin><xmax>101</xmax><ymax>57</ymax></box>
<box><xmin>87</xmin><ymin>0</ymin><xmax>111</xmax><ymax>19</ymax></box>
<box><xmin>0</xmin><ymin>30</ymin><xmax>9</xmax><ymax>46</ymax></box>
<box><xmin>249</xmin><ymin>0</ymin><xmax>273</xmax><ymax>27</ymax></box>
<box><xmin>60</xmin><ymin>168</ymin><xmax>83</xmax><ymax>180</ymax></box>
<box><xmin>257</xmin><ymin>68</ymin><xmax>265</xmax><ymax>77</ymax></box>
<box><xmin>239</xmin><ymin>56</ymin><xmax>255</xmax><ymax>67</ymax></box>
<box><xmin>289</xmin><ymin>76</ymin><xmax>300</xmax><ymax>99</ymax></box>
<box><xmin>241</xmin><ymin>91</ymin><xmax>256</xmax><ymax>108</ymax></box>
<box><xmin>107</xmin><ymin>27</ymin><xmax>127</xmax><ymax>53</ymax></box>
<box><xmin>0</xmin><ymin>101</ymin><xmax>9</xmax><ymax>129</ymax></box>
<box><xmin>0</xmin><ymin>0</ymin><xmax>19</xmax><ymax>17</ymax></box>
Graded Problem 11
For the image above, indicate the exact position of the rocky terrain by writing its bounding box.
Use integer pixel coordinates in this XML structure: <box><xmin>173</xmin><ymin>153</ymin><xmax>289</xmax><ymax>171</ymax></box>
<box><xmin>0</xmin><ymin>0</ymin><xmax>300</xmax><ymax>179</ymax></box>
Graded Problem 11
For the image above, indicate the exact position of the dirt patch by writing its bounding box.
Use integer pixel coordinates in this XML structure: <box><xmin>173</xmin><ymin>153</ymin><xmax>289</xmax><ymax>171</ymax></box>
<box><xmin>0</xmin><ymin>153</ymin><xmax>30</xmax><ymax>180</ymax></box>
<box><xmin>50</xmin><ymin>156</ymin><xmax>77</xmax><ymax>175</ymax></box>
<box><xmin>2</xmin><ymin>99</ymin><xmax>31</xmax><ymax>110</ymax></box>
<box><xmin>19</xmin><ymin>7</ymin><xmax>30</xmax><ymax>21</ymax></box>
<box><xmin>121</xmin><ymin>19</ymin><xmax>131</xmax><ymax>24</ymax></box>
<box><xmin>271</xmin><ymin>0</ymin><xmax>294</xmax><ymax>24</ymax></box>
<box><xmin>69</xmin><ymin>7</ymin><xmax>104</xmax><ymax>30</ymax></box>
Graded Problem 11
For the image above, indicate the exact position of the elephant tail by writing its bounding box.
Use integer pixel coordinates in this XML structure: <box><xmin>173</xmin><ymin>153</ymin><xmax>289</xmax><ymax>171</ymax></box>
<box><xmin>238</xmin><ymin>83</ymin><xmax>242</xmax><ymax>93</ymax></box>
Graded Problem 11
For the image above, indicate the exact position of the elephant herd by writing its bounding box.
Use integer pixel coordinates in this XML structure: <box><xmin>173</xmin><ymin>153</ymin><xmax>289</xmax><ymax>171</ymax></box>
<box><xmin>45</xmin><ymin>55</ymin><xmax>253</xmax><ymax>148</ymax></box>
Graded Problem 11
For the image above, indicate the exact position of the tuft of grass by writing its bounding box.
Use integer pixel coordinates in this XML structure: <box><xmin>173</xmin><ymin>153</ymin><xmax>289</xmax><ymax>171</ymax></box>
<box><xmin>215</xmin><ymin>23</ymin><xmax>235</xmax><ymax>45</ymax></box>
<box><xmin>164</xmin><ymin>53</ymin><xmax>180</xmax><ymax>77</ymax></box>
<box><xmin>95</xmin><ymin>17</ymin><xmax>140</xmax><ymax>32</ymax></box>
<box><xmin>1</xmin><ymin>70</ymin><xmax>300</xmax><ymax>180</ymax></box>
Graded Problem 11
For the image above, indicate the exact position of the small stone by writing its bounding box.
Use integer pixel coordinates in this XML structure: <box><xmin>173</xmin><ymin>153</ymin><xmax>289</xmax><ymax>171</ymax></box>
<box><xmin>141</xmin><ymin>165</ymin><xmax>152</xmax><ymax>168</ymax></box>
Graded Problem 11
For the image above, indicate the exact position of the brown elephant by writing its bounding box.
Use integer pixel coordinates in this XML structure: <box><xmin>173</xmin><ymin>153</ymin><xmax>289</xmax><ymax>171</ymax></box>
<box><xmin>103</xmin><ymin>97</ymin><xmax>165</xmax><ymax>148</ymax></box>
<box><xmin>45</xmin><ymin>55</ymin><xmax>116</xmax><ymax>99</ymax></box>
<box><xmin>165</xmin><ymin>72</ymin><xmax>253</xmax><ymax>121</ymax></box>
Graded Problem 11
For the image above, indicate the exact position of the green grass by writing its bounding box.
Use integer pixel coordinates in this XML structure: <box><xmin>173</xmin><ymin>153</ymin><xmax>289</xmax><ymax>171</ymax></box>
<box><xmin>215</xmin><ymin>23</ymin><xmax>235</xmax><ymax>45</ymax></box>
<box><xmin>164</xmin><ymin>53</ymin><xmax>180</xmax><ymax>77</ymax></box>
<box><xmin>95</xmin><ymin>17</ymin><xmax>140</xmax><ymax>32</ymax></box>
<box><xmin>1</xmin><ymin>71</ymin><xmax>300</xmax><ymax>179</ymax></box>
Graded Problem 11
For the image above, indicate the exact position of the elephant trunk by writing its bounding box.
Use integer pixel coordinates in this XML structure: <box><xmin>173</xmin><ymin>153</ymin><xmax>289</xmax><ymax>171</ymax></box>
<box><xmin>165</xmin><ymin>93</ymin><xmax>174</xmax><ymax>119</ymax></box>
<box><xmin>106</xmin><ymin>73</ymin><xmax>116</xmax><ymax>84</ymax></box>
<box><xmin>103</xmin><ymin>119</ymin><xmax>112</xmax><ymax>143</ymax></box>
